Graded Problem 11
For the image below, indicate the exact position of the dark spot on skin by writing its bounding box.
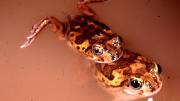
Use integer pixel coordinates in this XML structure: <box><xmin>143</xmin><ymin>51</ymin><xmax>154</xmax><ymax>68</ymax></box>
<box><xmin>75</xmin><ymin>26</ymin><xmax>96</xmax><ymax>44</ymax></box>
<box><xmin>88</xmin><ymin>25</ymin><xmax>95</xmax><ymax>30</ymax></box>
<box><xmin>69</xmin><ymin>16</ymin><xmax>87</xmax><ymax>31</ymax></box>
<box><xmin>95</xmin><ymin>63</ymin><xmax>101</xmax><ymax>69</ymax></box>
<box><xmin>77</xmin><ymin>46</ymin><xmax>80</xmax><ymax>50</ymax></box>
<box><xmin>62</xmin><ymin>23</ymin><xmax>67</xmax><ymax>33</ymax></box>
<box><xmin>71</xmin><ymin>26</ymin><xmax>81</xmax><ymax>31</ymax></box>
<box><xmin>89</xmin><ymin>39</ymin><xmax>97</xmax><ymax>44</ymax></box>
<box><xmin>95</xmin><ymin>29</ymin><xmax>101</xmax><ymax>35</ymax></box>
<box><xmin>88</xmin><ymin>25</ymin><xmax>101</xmax><ymax>35</ymax></box>
<box><xmin>114</xmin><ymin>60</ymin><xmax>130</xmax><ymax>68</ymax></box>
<box><xmin>115</xmin><ymin>50</ymin><xmax>139</xmax><ymax>66</ymax></box>
<box><xmin>97</xmin><ymin>64</ymin><xmax>119</xmax><ymax>80</ymax></box>
<box><xmin>92</xmin><ymin>20</ymin><xmax>110</xmax><ymax>30</ymax></box>
<box><xmin>123</xmin><ymin>68</ymin><xmax>132</xmax><ymax>76</ymax></box>
<box><xmin>82</xmin><ymin>47</ymin><xmax>85</xmax><ymax>50</ymax></box>
<box><xmin>75</xmin><ymin>36</ymin><xmax>85</xmax><ymax>44</ymax></box>
<box><xmin>111</xmin><ymin>55</ymin><xmax>116</xmax><ymax>61</ymax></box>
<box><xmin>119</xmin><ymin>79</ymin><xmax>128</xmax><ymax>87</ymax></box>
<box><xmin>150</xmin><ymin>86</ymin><xmax>156</xmax><ymax>92</ymax></box>
<box><xmin>109</xmin><ymin>75</ymin><xmax>114</xmax><ymax>80</ymax></box>
<box><xmin>70</xmin><ymin>34</ymin><xmax>74</xmax><ymax>37</ymax></box>
<box><xmin>152</xmin><ymin>77</ymin><xmax>159</xmax><ymax>85</ymax></box>
<box><xmin>71</xmin><ymin>15</ymin><xmax>114</xmax><ymax>45</ymax></box>
<box><xmin>102</xmin><ymin>78</ymin><xmax>105</xmax><ymax>82</ymax></box>
<box><xmin>80</xmin><ymin>21</ymin><xmax>87</xmax><ymax>27</ymax></box>
<box><xmin>72</xmin><ymin>16</ymin><xmax>85</xmax><ymax>24</ymax></box>
<box><xmin>135</xmin><ymin>74</ymin><xmax>142</xmax><ymax>78</ymax></box>
<box><xmin>56</xmin><ymin>25</ymin><xmax>60</xmax><ymax>30</ymax></box>
<box><xmin>85</xmin><ymin>46</ymin><xmax>92</xmax><ymax>52</ymax></box>
<box><xmin>146</xmin><ymin>63</ymin><xmax>154</xmax><ymax>72</ymax></box>
<box><xmin>136</xmin><ymin>68</ymin><xmax>146</xmax><ymax>75</ymax></box>
<box><xmin>157</xmin><ymin>64</ymin><xmax>162</xmax><ymax>74</ymax></box>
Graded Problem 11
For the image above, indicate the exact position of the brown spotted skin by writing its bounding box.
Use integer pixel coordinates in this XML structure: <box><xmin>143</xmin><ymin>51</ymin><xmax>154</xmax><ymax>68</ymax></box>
<box><xmin>92</xmin><ymin>49</ymin><xmax>162</xmax><ymax>97</ymax></box>
<box><xmin>20</xmin><ymin>0</ymin><xmax>123</xmax><ymax>63</ymax></box>
<box><xmin>20</xmin><ymin>0</ymin><xmax>162</xmax><ymax>98</ymax></box>
<box><xmin>66</xmin><ymin>15</ymin><xmax>123</xmax><ymax>63</ymax></box>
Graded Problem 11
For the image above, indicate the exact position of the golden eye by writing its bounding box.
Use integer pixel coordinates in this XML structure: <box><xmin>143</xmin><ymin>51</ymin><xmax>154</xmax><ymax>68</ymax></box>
<box><xmin>130</xmin><ymin>79</ymin><xmax>142</xmax><ymax>89</ymax></box>
<box><xmin>92</xmin><ymin>44</ymin><xmax>104</xmax><ymax>56</ymax></box>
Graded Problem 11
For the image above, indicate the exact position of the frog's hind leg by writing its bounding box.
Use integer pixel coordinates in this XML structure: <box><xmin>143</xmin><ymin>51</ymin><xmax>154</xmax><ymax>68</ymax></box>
<box><xmin>20</xmin><ymin>16</ymin><xmax>66</xmax><ymax>48</ymax></box>
<box><xmin>77</xmin><ymin>0</ymin><xmax>109</xmax><ymax>18</ymax></box>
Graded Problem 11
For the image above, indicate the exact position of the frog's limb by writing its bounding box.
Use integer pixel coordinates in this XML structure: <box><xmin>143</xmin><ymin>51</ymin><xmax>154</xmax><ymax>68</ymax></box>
<box><xmin>20</xmin><ymin>16</ymin><xmax>66</xmax><ymax>48</ymax></box>
<box><xmin>77</xmin><ymin>0</ymin><xmax>109</xmax><ymax>18</ymax></box>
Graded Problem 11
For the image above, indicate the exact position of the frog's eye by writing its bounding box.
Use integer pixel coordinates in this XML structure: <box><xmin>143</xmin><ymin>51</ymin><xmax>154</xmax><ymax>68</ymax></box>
<box><xmin>130</xmin><ymin>79</ymin><xmax>143</xmax><ymax>89</ymax></box>
<box><xmin>157</xmin><ymin>64</ymin><xmax>162</xmax><ymax>74</ymax></box>
<box><xmin>92</xmin><ymin>44</ymin><xmax>104</xmax><ymax>56</ymax></box>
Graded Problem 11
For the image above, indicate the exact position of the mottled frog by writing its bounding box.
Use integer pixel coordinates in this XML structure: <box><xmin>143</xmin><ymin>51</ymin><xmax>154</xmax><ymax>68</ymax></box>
<box><xmin>20</xmin><ymin>0</ymin><xmax>123</xmax><ymax>63</ymax></box>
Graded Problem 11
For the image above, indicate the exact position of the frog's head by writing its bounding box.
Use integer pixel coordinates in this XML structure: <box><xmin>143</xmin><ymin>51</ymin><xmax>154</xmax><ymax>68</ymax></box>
<box><xmin>89</xmin><ymin>35</ymin><xmax>123</xmax><ymax>63</ymax></box>
<box><xmin>122</xmin><ymin>62</ymin><xmax>163</xmax><ymax>97</ymax></box>
<box><xmin>94</xmin><ymin>50</ymin><xmax>163</xmax><ymax>97</ymax></box>
<box><xmin>68</xmin><ymin>16</ymin><xmax>124</xmax><ymax>63</ymax></box>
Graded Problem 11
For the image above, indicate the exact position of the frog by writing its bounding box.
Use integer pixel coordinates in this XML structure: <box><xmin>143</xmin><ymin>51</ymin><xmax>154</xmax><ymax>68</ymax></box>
<box><xmin>20</xmin><ymin>0</ymin><xmax>123</xmax><ymax>63</ymax></box>
<box><xmin>91</xmin><ymin>49</ymin><xmax>162</xmax><ymax>100</ymax></box>
<box><xmin>20</xmin><ymin>0</ymin><xmax>163</xmax><ymax>99</ymax></box>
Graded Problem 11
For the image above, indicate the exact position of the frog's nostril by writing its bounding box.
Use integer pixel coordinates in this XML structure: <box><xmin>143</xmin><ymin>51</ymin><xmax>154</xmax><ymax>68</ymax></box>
<box><xmin>157</xmin><ymin>64</ymin><xmax>162</xmax><ymax>74</ymax></box>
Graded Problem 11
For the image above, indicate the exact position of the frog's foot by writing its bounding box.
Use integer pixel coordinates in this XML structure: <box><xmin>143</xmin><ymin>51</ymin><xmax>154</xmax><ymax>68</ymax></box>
<box><xmin>77</xmin><ymin>0</ymin><xmax>109</xmax><ymax>18</ymax></box>
<box><xmin>20</xmin><ymin>16</ymin><xmax>66</xmax><ymax>48</ymax></box>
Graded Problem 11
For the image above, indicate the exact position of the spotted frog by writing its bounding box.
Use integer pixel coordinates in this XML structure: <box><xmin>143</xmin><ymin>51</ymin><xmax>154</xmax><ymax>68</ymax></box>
<box><xmin>92</xmin><ymin>49</ymin><xmax>162</xmax><ymax>100</ymax></box>
<box><xmin>20</xmin><ymin>0</ymin><xmax>163</xmax><ymax>99</ymax></box>
<box><xmin>20</xmin><ymin>0</ymin><xmax>123</xmax><ymax>63</ymax></box>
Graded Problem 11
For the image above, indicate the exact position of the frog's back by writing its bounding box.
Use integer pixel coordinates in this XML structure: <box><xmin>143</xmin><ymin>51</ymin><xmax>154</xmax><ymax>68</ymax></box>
<box><xmin>66</xmin><ymin>15</ymin><xmax>116</xmax><ymax>56</ymax></box>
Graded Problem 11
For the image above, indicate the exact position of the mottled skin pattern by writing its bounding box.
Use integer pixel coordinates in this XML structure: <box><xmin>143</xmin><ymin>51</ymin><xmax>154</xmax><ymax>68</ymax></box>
<box><xmin>67</xmin><ymin>15</ymin><xmax>123</xmax><ymax>63</ymax></box>
<box><xmin>20</xmin><ymin>0</ymin><xmax>163</xmax><ymax>100</ymax></box>
<box><xmin>92</xmin><ymin>49</ymin><xmax>162</xmax><ymax>97</ymax></box>
<box><xmin>20</xmin><ymin>0</ymin><xmax>123</xmax><ymax>63</ymax></box>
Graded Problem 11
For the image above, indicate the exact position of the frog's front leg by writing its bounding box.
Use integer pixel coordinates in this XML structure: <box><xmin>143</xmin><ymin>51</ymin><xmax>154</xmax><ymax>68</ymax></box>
<box><xmin>20</xmin><ymin>16</ymin><xmax>66</xmax><ymax>48</ymax></box>
<box><xmin>77</xmin><ymin>0</ymin><xmax>109</xmax><ymax>18</ymax></box>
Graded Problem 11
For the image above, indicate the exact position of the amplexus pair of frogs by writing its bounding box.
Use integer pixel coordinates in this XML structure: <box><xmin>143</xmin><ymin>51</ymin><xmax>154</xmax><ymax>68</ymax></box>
<box><xmin>20</xmin><ymin>0</ymin><xmax>163</xmax><ymax>100</ymax></box>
